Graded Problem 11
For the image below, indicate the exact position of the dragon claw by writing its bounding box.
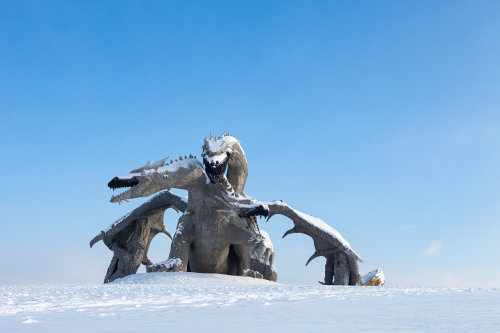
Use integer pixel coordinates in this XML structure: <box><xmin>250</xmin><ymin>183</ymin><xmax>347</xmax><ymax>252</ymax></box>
<box><xmin>239</xmin><ymin>205</ymin><xmax>269</xmax><ymax>218</ymax></box>
<box><xmin>243</xmin><ymin>269</ymin><xmax>264</xmax><ymax>279</ymax></box>
<box><xmin>265</xmin><ymin>212</ymin><xmax>276</xmax><ymax>222</ymax></box>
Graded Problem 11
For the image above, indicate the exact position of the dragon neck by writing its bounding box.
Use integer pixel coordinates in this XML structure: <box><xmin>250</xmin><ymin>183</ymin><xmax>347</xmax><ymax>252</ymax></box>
<box><xmin>226</xmin><ymin>142</ymin><xmax>248</xmax><ymax>195</ymax></box>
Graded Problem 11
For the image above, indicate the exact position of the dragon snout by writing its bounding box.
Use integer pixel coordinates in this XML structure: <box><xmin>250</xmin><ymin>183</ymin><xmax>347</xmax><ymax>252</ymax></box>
<box><xmin>108</xmin><ymin>176</ymin><xmax>140</xmax><ymax>189</ymax></box>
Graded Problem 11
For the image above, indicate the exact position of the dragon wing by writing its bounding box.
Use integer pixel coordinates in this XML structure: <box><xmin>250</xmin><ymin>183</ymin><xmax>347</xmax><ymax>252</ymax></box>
<box><xmin>90</xmin><ymin>190</ymin><xmax>187</xmax><ymax>249</ymax></box>
<box><xmin>239</xmin><ymin>200</ymin><xmax>362</xmax><ymax>285</ymax></box>
<box><xmin>264</xmin><ymin>201</ymin><xmax>362</xmax><ymax>263</ymax></box>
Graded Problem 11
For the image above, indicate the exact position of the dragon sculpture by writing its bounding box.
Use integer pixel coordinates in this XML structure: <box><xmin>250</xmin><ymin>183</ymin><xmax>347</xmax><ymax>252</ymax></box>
<box><xmin>91</xmin><ymin>133</ymin><xmax>383</xmax><ymax>285</ymax></box>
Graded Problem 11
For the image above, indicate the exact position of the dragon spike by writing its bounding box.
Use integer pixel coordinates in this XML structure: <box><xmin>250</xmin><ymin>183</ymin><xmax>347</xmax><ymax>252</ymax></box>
<box><xmin>184</xmin><ymin>155</ymin><xmax>187</xmax><ymax>159</ymax></box>
<box><xmin>210</xmin><ymin>131</ymin><xmax>213</xmax><ymax>139</ymax></box>
<box><xmin>282</xmin><ymin>227</ymin><xmax>298</xmax><ymax>238</ymax></box>
<box><xmin>179</xmin><ymin>156</ymin><xmax>183</xmax><ymax>160</ymax></box>
<box><xmin>150</xmin><ymin>156</ymin><xmax>167</xmax><ymax>169</ymax></box>
<box><xmin>222</xmin><ymin>131</ymin><xmax>226</xmax><ymax>136</ymax></box>
<box><xmin>305</xmin><ymin>252</ymin><xmax>320</xmax><ymax>266</ymax></box>
<box><xmin>130</xmin><ymin>156</ymin><xmax>168</xmax><ymax>173</ymax></box>
<box><xmin>170</xmin><ymin>160</ymin><xmax>173</xmax><ymax>164</ymax></box>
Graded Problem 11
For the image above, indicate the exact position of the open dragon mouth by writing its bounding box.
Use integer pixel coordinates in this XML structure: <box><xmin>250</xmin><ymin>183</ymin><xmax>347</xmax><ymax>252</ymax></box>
<box><xmin>204</xmin><ymin>158</ymin><xmax>228</xmax><ymax>184</ymax></box>
<box><xmin>108</xmin><ymin>176</ymin><xmax>140</xmax><ymax>202</ymax></box>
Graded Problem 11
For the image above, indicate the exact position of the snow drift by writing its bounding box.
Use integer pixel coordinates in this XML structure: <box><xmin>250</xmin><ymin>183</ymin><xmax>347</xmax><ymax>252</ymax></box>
<box><xmin>1</xmin><ymin>272</ymin><xmax>498</xmax><ymax>332</ymax></box>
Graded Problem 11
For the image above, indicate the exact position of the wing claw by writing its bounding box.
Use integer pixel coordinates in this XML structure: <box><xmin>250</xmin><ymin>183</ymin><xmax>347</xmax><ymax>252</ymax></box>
<box><xmin>306</xmin><ymin>252</ymin><xmax>320</xmax><ymax>266</ymax></box>
<box><xmin>282</xmin><ymin>227</ymin><xmax>298</xmax><ymax>238</ymax></box>
<box><xmin>163</xmin><ymin>227</ymin><xmax>173</xmax><ymax>240</ymax></box>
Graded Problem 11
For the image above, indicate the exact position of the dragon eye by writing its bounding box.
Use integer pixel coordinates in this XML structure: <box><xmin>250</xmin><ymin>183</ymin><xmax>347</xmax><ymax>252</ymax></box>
<box><xmin>226</xmin><ymin>151</ymin><xmax>231</xmax><ymax>157</ymax></box>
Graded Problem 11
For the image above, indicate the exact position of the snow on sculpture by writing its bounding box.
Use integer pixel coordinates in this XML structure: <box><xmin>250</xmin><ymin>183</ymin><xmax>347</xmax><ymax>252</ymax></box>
<box><xmin>90</xmin><ymin>132</ymin><xmax>383</xmax><ymax>285</ymax></box>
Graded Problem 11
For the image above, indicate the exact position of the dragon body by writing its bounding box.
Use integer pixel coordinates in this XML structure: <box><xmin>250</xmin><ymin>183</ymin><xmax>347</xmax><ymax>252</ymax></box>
<box><xmin>91</xmin><ymin>133</ymin><xmax>382</xmax><ymax>285</ymax></box>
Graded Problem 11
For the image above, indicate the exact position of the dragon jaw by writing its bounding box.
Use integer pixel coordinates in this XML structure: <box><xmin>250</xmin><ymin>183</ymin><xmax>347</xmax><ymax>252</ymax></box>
<box><xmin>203</xmin><ymin>152</ymin><xmax>230</xmax><ymax>184</ymax></box>
<box><xmin>108</xmin><ymin>171</ymin><xmax>157</xmax><ymax>204</ymax></box>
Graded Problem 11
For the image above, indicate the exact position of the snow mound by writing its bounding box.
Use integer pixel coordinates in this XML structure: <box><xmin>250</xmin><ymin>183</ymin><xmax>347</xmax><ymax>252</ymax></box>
<box><xmin>112</xmin><ymin>272</ymin><xmax>276</xmax><ymax>286</ymax></box>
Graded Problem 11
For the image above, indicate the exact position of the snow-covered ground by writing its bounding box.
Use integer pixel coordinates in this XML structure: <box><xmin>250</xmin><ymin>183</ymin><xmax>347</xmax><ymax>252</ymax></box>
<box><xmin>1</xmin><ymin>273</ymin><xmax>499</xmax><ymax>332</ymax></box>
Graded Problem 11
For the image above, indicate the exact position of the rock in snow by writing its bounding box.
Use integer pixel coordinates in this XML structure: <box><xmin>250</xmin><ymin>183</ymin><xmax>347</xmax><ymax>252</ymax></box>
<box><xmin>0</xmin><ymin>273</ymin><xmax>499</xmax><ymax>332</ymax></box>
<box><xmin>361</xmin><ymin>268</ymin><xmax>386</xmax><ymax>286</ymax></box>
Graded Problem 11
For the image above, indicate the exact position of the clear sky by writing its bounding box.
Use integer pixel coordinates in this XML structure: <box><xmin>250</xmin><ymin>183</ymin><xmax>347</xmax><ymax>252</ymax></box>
<box><xmin>1</xmin><ymin>1</ymin><xmax>499</xmax><ymax>287</ymax></box>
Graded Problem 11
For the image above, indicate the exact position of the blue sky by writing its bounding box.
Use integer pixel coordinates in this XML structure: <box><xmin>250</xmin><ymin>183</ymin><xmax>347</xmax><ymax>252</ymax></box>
<box><xmin>1</xmin><ymin>1</ymin><xmax>499</xmax><ymax>286</ymax></box>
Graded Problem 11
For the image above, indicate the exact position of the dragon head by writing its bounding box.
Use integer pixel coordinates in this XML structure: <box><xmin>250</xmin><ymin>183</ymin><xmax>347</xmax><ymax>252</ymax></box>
<box><xmin>107</xmin><ymin>158</ymin><xmax>167</xmax><ymax>204</ymax></box>
<box><xmin>107</xmin><ymin>156</ymin><xmax>201</xmax><ymax>203</ymax></box>
<box><xmin>202</xmin><ymin>132</ymin><xmax>248</xmax><ymax>193</ymax></box>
